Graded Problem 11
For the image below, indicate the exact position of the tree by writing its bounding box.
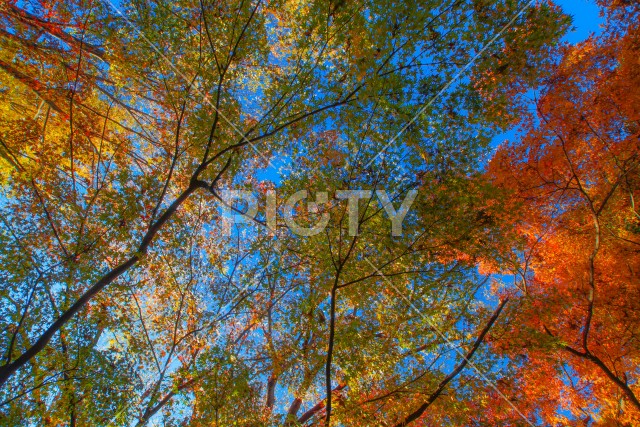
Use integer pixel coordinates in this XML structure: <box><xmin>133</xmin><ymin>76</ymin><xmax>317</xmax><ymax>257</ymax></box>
<box><xmin>488</xmin><ymin>1</ymin><xmax>640</xmax><ymax>424</ymax></box>
<box><xmin>0</xmin><ymin>0</ymin><xmax>567</xmax><ymax>425</ymax></box>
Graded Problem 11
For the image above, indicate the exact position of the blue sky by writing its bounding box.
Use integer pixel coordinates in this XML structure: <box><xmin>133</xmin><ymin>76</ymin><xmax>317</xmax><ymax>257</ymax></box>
<box><xmin>556</xmin><ymin>0</ymin><xmax>603</xmax><ymax>43</ymax></box>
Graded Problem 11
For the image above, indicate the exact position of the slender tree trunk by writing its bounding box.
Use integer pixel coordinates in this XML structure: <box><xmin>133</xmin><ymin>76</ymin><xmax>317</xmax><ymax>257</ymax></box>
<box><xmin>0</xmin><ymin>184</ymin><xmax>198</xmax><ymax>387</ymax></box>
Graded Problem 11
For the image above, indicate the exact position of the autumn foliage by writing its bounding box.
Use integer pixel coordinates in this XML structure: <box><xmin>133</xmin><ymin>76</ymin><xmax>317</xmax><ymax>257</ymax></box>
<box><xmin>0</xmin><ymin>0</ymin><xmax>638</xmax><ymax>426</ymax></box>
<box><xmin>488</xmin><ymin>2</ymin><xmax>640</xmax><ymax>424</ymax></box>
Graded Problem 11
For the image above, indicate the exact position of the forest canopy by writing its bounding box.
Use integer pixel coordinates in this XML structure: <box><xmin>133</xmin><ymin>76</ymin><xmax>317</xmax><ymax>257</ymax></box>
<box><xmin>0</xmin><ymin>0</ymin><xmax>638</xmax><ymax>426</ymax></box>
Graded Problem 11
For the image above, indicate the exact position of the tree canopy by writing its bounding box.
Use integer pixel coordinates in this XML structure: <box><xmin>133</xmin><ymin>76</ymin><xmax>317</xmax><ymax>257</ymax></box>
<box><xmin>0</xmin><ymin>0</ymin><xmax>638</xmax><ymax>426</ymax></box>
